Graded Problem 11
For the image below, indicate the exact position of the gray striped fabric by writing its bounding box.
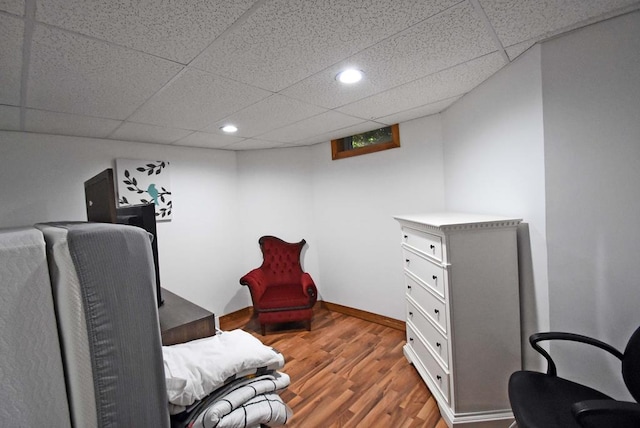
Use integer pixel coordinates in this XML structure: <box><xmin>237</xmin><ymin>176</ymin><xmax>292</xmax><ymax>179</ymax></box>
<box><xmin>46</xmin><ymin>223</ymin><xmax>169</xmax><ymax>428</ymax></box>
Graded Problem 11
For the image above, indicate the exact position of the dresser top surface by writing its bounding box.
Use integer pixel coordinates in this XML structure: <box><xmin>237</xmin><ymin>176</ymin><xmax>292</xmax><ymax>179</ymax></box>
<box><xmin>394</xmin><ymin>212</ymin><xmax>522</xmax><ymax>228</ymax></box>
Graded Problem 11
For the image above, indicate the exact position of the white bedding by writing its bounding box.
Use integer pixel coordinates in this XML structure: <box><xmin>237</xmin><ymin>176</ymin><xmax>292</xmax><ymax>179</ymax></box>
<box><xmin>162</xmin><ymin>329</ymin><xmax>285</xmax><ymax>409</ymax></box>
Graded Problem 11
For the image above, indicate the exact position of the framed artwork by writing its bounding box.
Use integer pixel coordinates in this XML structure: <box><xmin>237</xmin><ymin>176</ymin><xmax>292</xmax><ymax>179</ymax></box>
<box><xmin>115</xmin><ymin>159</ymin><xmax>172</xmax><ymax>220</ymax></box>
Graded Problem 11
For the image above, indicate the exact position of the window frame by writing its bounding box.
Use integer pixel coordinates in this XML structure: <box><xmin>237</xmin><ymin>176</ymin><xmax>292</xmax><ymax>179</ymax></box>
<box><xmin>331</xmin><ymin>123</ymin><xmax>400</xmax><ymax>160</ymax></box>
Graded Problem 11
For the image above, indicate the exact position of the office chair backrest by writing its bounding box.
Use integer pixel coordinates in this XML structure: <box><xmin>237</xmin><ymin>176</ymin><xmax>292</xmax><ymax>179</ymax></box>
<box><xmin>623</xmin><ymin>326</ymin><xmax>640</xmax><ymax>402</ymax></box>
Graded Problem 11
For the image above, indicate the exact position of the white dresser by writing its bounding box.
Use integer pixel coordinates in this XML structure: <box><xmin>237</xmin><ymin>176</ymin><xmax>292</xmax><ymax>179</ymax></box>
<box><xmin>394</xmin><ymin>213</ymin><xmax>522</xmax><ymax>428</ymax></box>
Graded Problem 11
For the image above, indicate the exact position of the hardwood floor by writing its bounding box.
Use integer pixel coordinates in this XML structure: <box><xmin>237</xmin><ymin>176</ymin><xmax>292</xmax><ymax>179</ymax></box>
<box><xmin>220</xmin><ymin>306</ymin><xmax>447</xmax><ymax>428</ymax></box>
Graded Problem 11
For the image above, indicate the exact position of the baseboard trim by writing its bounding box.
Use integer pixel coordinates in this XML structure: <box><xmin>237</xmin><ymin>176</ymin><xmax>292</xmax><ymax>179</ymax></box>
<box><xmin>321</xmin><ymin>301</ymin><xmax>406</xmax><ymax>331</ymax></box>
<box><xmin>220</xmin><ymin>301</ymin><xmax>405</xmax><ymax>332</ymax></box>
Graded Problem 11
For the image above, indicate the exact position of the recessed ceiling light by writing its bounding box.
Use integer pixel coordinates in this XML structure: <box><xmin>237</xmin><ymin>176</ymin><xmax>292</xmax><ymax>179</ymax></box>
<box><xmin>336</xmin><ymin>69</ymin><xmax>363</xmax><ymax>84</ymax></box>
<box><xmin>221</xmin><ymin>125</ymin><xmax>238</xmax><ymax>133</ymax></box>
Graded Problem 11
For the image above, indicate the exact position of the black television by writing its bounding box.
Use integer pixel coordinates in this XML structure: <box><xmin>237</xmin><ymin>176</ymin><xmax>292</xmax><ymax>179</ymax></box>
<box><xmin>116</xmin><ymin>203</ymin><xmax>163</xmax><ymax>307</ymax></box>
<box><xmin>84</xmin><ymin>169</ymin><xmax>164</xmax><ymax>307</ymax></box>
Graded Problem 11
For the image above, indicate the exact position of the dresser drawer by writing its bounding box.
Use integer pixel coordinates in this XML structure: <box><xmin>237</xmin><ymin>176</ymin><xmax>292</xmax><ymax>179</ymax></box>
<box><xmin>406</xmin><ymin>300</ymin><xmax>449</xmax><ymax>366</ymax></box>
<box><xmin>407</xmin><ymin>324</ymin><xmax>450</xmax><ymax>403</ymax></box>
<box><xmin>405</xmin><ymin>275</ymin><xmax>447</xmax><ymax>332</ymax></box>
<box><xmin>402</xmin><ymin>248</ymin><xmax>445</xmax><ymax>298</ymax></box>
<box><xmin>402</xmin><ymin>227</ymin><xmax>442</xmax><ymax>261</ymax></box>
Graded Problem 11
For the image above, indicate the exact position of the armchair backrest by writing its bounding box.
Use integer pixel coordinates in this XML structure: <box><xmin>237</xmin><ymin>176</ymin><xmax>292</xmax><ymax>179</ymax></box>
<box><xmin>258</xmin><ymin>236</ymin><xmax>306</xmax><ymax>285</ymax></box>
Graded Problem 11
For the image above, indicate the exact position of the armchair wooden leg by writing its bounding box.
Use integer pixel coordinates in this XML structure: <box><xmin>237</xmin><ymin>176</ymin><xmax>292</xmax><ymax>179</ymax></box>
<box><xmin>261</xmin><ymin>323</ymin><xmax>266</xmax><ymax>336</ymax></box>
<box><xmin>306</xmin><ymin>319</ymin><xmax>311</xmax><ymax>331</ymax></box>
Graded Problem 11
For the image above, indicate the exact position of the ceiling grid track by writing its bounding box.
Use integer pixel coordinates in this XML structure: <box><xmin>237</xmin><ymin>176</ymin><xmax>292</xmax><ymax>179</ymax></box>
<box><xmin>18</xmin><ymin>0</ymin><xmax>36</xmax><ymax>130</ymax></box>
<box><xmin>469</xmin><ymin>0</ymin><xmax>510</xmax><ymax>66</ymax></box>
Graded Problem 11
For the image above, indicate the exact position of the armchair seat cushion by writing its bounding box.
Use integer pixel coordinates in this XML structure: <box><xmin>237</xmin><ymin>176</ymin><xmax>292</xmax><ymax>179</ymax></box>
<box><xmin>258</xmin><ymin>284</ymin><xmax>312</xmax><ymax>311</ymax></box>
<box><xmin>509</xmin><ymin>370</ymin><xmax>612</xmax><ymax>428</ymax></box>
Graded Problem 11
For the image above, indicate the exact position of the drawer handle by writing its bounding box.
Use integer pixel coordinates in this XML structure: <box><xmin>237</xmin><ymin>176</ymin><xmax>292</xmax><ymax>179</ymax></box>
<box><xmin>430</xmin><ymin>244</ymin><xmax>436</xmax><ymax>250</ymax></box>
<box><xmin>434</xmin><ymin>309</ymin><xmax>440</xmax><ymax>315</ymax></box>
<box><xmin>407</xmin><ymin>285</ymin><xmax>412</xmax><ymax>290</ymax></box>
<box><xmin>408</xmin><ymin>311</ymin><xmax>413</xmax><ymax>317</ymax></box>
<box><xmin>432</xmin><ymin>275</ymin><xmax>437</xmax><ymax>280</ymax></box>
<box><xmin>405</xmin><ymin>258</ymin><xmax>410</xmax><ymax>264</ymax></box>
<box><xmin>436</xmin><ymin>342</ymin><xmax>441</xmax><ymax>348</ymax></box>
<box><xmin>436</xmin><ymin>375</ymin><xmax>442</xmax><ymax>381</ymax></box>
<box><xmin>404</xmin><ymin>234</ymin><xmax>408</xmax><ymax>239</ymax></box>
<box><xmin>409</xmin><ymin>337</ymin><xmax>414</xmax><ymax>343</ymax></box>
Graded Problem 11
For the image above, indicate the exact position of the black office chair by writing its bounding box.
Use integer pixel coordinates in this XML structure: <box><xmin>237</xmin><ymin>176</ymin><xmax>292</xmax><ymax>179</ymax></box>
<box><xmin>509</xmin><ymin>326</ymin><xmax>640</xmax><ymax>428</ymax></box>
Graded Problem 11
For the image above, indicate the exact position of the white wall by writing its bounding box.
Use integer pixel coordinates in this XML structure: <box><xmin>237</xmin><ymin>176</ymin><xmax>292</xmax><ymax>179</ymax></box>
<box><xmin>441</xmin><ymin>46</ymin><xmax>548</xmax><ymax>370</ymax></box>
<box><xmin>542</xmin><ymin>12</ymin><xmax>640</xmax><ymax>399</ymax></box>
<box><xmin>0</xmin><ymin>131</ymin><xmax>241</xmax><ymax>317</ymax></box>
<box><xmin>310</xmin><ymin>115</ymin><xmax>445</xmax><ymax>320</ymax></box>
<box><xmin>236</xmin><ymin>146</ymin><xmax>318</xmax><ymax>306</ymax></box>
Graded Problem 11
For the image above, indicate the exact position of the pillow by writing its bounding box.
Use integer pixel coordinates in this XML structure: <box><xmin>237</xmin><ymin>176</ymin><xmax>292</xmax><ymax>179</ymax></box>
<box><xmin>162</xmin><ymin>329</ymin><xmax>284</xmax><ymax>407</ymax></box>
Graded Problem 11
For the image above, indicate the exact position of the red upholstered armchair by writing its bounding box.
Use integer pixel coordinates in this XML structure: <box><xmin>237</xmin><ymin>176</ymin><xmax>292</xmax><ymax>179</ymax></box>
<box><xmin>240</xmin><ymin>236</ymin><xmax>318</xmax><ymax>335</ymax></box>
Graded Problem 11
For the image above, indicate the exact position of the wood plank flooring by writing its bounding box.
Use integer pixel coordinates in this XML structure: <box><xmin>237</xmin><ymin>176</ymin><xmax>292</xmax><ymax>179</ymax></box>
<box><xmin>221</xmin><ymin>306</ymin><xmax>447</xmax><ymax>428</ymax></box>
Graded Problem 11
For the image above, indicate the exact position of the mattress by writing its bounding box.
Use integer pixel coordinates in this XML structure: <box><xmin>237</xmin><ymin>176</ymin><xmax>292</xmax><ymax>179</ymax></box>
<box><xmin>0</xmin><ymin>227</ymin><xmax>71</xmax><ymax>427</ymax></box>
<box><xmin>39</xmin><ymin>222</ymin><xmax>170</xmax><ymax>428</ymax></box>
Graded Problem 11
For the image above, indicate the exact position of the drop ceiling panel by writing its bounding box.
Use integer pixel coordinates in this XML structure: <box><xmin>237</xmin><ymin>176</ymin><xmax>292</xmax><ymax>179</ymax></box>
<box><xmin>27</xmin><ymin>24</ymin><xmax>183</xmax><ymax>119</ymax></box>
<box><xmin>205</xmin><ymin>94</ymin><xmax>328</xmax><ymax>138</ymax></box>
<box><xmin>338</xmin><ymin>52</ymin><xmax>505</xmax><ymax>120</ymax></box>
<box><xmin>0</xmin><ymin>14</ymin><xmax>23</xmax><ymax>105</ymax></box>
<box><xmin>224</xmin><ymin>138</ymin><xmax>287</xmax><ymax>151</ymax></box>
<box><xmin>130</xmin><ymin>68</ymin><xmax>271</xmax><ymax>130</ymax></box>
<box><xmin>0</xmin><ymin>105</ymin><xmax>21</xmax><ymax>130</ymax></box>
<box><xmin>282</xmin><ymin>1</ymin><xmax>497</xmax><ymax>109</ymax></box>
<box><xmin>505</xmin><ymin>40</ymin><xmax>537</xmax><ymax>61</ymax></box>
<box><xmin>191</xmin><ymin>0</ymin><xmax>461</xmax><ymax>91</ymax></box>
<box><xmin>479</xmin><ymin>0</ymin><xmax>640</xmax><ymax>47</ymax></box>
<box><xmin>25</xmin><ymin>109</ymin><xmax>122</xmax><ymax>138</ymax></box>
<box><xmin>1</xmin><ymin>0</ymin><xmax>23</xmax><ymax>15</ymax></box>
<box><xmin>295</xmin><ymin>120</ymin><xmax>389</xmax><ymax>146</ymax></box>
<box><xmin>257</xmin><ymin>110</ymin><xmax>364</xmax><ymax>144</ymax></box>
<box><xmin>376</xmin><ymin>97</ymin><xmax>461</xmax><ymax>125</ymax></box>
<box><xmin>35</xmin><ymin>0</ymin><xmax>259</xmax><ymax>64</ymax></box>
<box><xmin>109</xmin><ymin>122</ymin><xmax>192</xmax><ymax>145</ymax></box>
<box><xmin>173</xmin><ymin>131</ymin><xmax>244</xmax><ymax>149</ymax></box>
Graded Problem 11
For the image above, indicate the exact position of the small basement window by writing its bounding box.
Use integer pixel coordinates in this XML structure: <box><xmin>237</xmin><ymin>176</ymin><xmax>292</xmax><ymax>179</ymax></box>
<box><xmin>331</xmin><ymin>124</ymin><xmax>399</xmax><ymax>160</ymax></box>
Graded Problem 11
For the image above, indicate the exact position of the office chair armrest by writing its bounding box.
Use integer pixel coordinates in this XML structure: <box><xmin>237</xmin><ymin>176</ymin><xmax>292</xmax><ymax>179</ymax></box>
<box><xmin>530</xmin><ymin>332</ymin><xmax>623</xmax><ymax>376</ymax></box>
<box><xmin>572</xmin><ymin>400</ymin><xmax>640</xmax><ymax>428</ymax></box>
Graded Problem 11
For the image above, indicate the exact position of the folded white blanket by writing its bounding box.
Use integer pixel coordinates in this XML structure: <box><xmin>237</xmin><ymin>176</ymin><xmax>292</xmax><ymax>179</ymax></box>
<box><xmin>162</xmin><ymin>329</ymin><xmax>285</xmax><ymax>409</ymax></box>
<box><xmin>191</xmin><ymin>372</ymin><xmax>291</xmax><ymax>428</ymax></box>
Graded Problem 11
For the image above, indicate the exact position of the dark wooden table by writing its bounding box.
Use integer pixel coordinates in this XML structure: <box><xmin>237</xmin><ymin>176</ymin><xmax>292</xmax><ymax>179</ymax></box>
<box><xmin>158</xmin><ymin>288</ymin><xmax>216</xmax><ymax>345</ymax></box>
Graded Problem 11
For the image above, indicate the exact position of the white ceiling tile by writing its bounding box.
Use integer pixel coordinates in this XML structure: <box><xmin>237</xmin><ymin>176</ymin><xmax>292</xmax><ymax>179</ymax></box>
<box><xmin>27</xmin><ymin>24</ymin><xmax>183</xmax><ymax>119</ymax></box>
<box><xmin>35</xmin><ymin>0</ymin><xmax>258</xmax><ymax>64</ymax></box>
<box><xmin>337</xmin><ymin>52</ymin><xmax>506</xmax><ymax>120</ymax></box>
<box><xmin>110</xmin><ymin>121</ymin><xmax>191</xmax><ymax>144</ymax></box>
<box><xmin>223</xmin><ymin>138</ymin><xmax>287</xmax><ymax>151</ymax></box>
<box><xmin>0</xmin><ymin>14</ymin><xmax>23</xmax><ymax>105</ymax></box>
<box><xmin>173</xmin><ymin>131</ymin><xmax>244</xmax><ymax>149</ymax></box>
<box><xmin>479</xmin><ymin>0</ymin><xmax>640</xmax><ymax>47</ymax></box>
<box><xmin>130</xmin><ymin>68</ymin><xmax>271</xmax><ymax>130</ymax></box>
<box><xmin>257</xmin><ymin>111</ymin><xmax>365</xmax><ymax>143</ymax></box>
<box><xmin>506</xmin><ymin>40</ymin><xmax>537</xmax><ymax>61</ymax></box>
<box><xmin>376</xmin><ymin>97</ymin><xmax>461</xmax><ymax>125</ymax></box>
<box><xmin>296</xmin><ymin>120</ymin><xmax>390</xmax><ymax>146</ymax></box>
<box><xmin>191</xmin><ymin>0</ymin><xmax>461</xmax><ymax>91</ymax></box>
<box><xmin>205</xmin><ymin>94</ymin><xmax>328</xmax><ymax>138</ymax></box>
<box><xmin>0</xmin><ymin>105</ymin><xmax>21</xmax><ymax>130</ymax></box>
<box><xmin>282</xmin><ymin>2</ymin><xmax>496</xmax><ymax>109</ymax></box>
<box><xmin>0</xmin><ymin>0</ymin><xmax>23</xmax><ymax>15</ymax></box>
<box><xmin>24</xmin><ymin>109</ymin><xmax>121</xmax><ymax>137</ymax></box>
